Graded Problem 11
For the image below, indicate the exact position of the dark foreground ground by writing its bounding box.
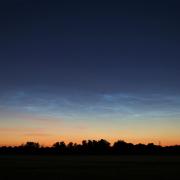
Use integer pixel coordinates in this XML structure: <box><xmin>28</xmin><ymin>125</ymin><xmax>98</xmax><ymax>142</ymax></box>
<box><xmin>0</xmin><ymin>155</ymin><xmax>180</xmax><ymax>180</ymax></box>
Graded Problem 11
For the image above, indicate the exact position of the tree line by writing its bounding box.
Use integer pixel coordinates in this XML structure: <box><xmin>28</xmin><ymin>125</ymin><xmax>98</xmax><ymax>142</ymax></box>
<box><xmin>0</xmin><ymin>139</ymin><xmax>180</xmax><ymax>155</ymax></box>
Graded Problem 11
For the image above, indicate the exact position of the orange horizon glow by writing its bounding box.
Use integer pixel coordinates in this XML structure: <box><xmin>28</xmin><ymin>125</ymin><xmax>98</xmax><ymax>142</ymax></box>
<box><xmin>1</xmin><ymin>105</ymin><xmax>180</xmax><ymax>148</ymax></box>
<box><xmin>0</xmin><ymin>135</ymin><xmax>179</xmax><ymax>147</ymax></box>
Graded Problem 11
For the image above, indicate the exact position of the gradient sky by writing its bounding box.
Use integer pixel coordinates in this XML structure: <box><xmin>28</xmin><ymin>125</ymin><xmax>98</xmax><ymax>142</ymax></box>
<box><xmin>0</xmin><ymin>0</ymin><xmax>180</xmax><ymax>146</ymax></box>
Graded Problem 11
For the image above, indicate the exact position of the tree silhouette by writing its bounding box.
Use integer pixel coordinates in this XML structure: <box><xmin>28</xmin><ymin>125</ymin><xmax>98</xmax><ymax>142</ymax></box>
<box><xmin>53</xmin><ymin>141</ymin><xmax>66</xmax><ymax>154</ymax></box>
<box><xmin>0</xmin><ymin>139</ymin><xmax>180</xmax><ymax>155</ymax></box>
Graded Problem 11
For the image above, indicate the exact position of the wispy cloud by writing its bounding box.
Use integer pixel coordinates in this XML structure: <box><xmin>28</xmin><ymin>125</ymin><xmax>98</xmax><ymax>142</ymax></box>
<box><xmin>0</xmin><ymin>127</ymin><xmax>44</xmax><ymax>133</ymax></box>
<box><xmin>1</xmin><ymin>90</ymin><xmax>180</xmax><ymax>122</ymax></box>
<box><xmin>24</xmin><ymin>133</ymin><xmax>51</xmax><ymax>137</ymax></box>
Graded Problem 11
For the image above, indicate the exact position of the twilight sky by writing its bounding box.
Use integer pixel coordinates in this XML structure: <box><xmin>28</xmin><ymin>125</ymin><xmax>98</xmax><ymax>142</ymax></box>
<box><xmin>0</xmin><ymin>0</ymin><xmax>180</xmax><ymax>146</ymax></box>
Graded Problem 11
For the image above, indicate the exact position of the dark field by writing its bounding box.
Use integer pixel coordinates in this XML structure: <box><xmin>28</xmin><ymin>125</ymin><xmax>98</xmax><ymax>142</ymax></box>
<box><xmin>0</xmin><ymin>155</ymin><xmax>180</xmax><ymax>180</ymax></box>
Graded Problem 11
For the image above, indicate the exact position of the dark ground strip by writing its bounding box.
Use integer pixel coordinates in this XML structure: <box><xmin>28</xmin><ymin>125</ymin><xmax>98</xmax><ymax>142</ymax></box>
<box><xmin>0</xmin><ymin>155</ymin><xmax>180</xmax><ymax>180</ymax></box>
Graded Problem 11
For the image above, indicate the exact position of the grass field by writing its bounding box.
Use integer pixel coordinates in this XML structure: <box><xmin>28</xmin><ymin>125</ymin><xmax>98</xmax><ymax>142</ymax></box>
<box><xmin>0</xmin><ymin>155</ymin><xmax>180</xmax><ymax>180</ymax></box>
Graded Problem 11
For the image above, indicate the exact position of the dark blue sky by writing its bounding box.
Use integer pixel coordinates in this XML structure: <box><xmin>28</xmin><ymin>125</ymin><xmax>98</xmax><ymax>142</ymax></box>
<box><xmin>0</xmin><ymin>0</ymin><xmax>180</xmax><ymax>94</ymax></box>
<box><xmin>0</xmin><ymin>0</ymin><xmax>180</xmax><ymax>145</ymax></box>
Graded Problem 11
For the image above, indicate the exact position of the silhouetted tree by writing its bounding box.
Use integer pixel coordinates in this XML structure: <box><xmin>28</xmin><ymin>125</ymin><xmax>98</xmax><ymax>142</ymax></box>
<box><xmin>113</xmin><ymin>140</ymin><xmax>125</xmax><ymax>154</ymax></box>
<box><xmin>53</xmin><ymin>141</ymin><xmax>66</xmax><ymax>154</ymax></box>
<box><xmin>97</xmin><ymin>139</ymin><xmax>110</xmax><ymax>154</ymax></box>
<box><xmin>67</xmin><ymin>142</ymin><xmax>74</xmax><ymax>154</ymax></box>
<box><xmin>22</xmin><ymin>142</ymin><xmax>40</xmax><ymax>154</ymax></box>
<box><xmin>0</xmin><ymin>139</ymin><xmax>180</xmax><ymax>155</ymax></box>
<box><xmin>23</xmin><ymin>142</ymin><xmax>40</xmax><ymax>149</ymax></box>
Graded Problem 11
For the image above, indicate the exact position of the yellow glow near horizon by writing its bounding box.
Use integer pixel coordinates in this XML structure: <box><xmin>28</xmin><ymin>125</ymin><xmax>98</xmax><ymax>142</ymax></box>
<box><xmin>0</xmin><ymin>127</ymin><xmax>179</xmax><ymax>147</ymax></box>
<box><xmin>0</xmin><ymin>109</ymin><xmax>180</xmax><ymax>147</ymax></box>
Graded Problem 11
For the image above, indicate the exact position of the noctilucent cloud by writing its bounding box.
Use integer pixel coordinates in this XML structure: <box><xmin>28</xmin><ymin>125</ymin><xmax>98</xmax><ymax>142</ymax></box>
<box><xmin>0</xmin><ymin>1</ymin><xmax>180</xmax><ymax>146</ymax></box>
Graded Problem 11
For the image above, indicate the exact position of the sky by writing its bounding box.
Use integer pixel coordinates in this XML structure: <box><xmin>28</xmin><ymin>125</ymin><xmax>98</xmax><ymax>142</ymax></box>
<box><xmin>0</xmin><ymin>0</ymin><xmax>180</xmax><ymax>146</ymax></box>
